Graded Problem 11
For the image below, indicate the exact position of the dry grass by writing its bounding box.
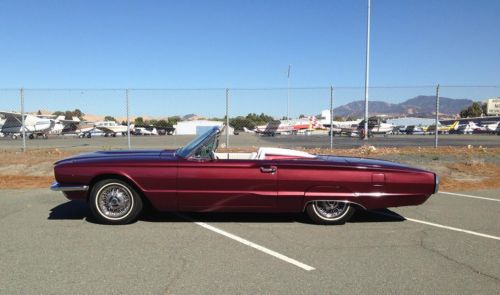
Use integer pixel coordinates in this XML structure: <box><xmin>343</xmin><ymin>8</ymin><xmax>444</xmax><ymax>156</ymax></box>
<box><xmin>1</xmin><ymin>146</ymin><xmax>499</xmax><ymax>192</ymax></box>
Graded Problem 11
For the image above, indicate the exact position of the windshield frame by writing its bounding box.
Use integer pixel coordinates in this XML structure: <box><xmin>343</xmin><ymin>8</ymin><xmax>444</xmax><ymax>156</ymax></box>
<box><xmin>175</xmin><ymin>126</ymin><xmax>221</xmax><ymax>159</ymax></box>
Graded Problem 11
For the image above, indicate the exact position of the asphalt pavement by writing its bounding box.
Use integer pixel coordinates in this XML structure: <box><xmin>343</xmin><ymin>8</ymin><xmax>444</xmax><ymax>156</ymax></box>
<box><xmin>0</xmin><ymin>189</ymin><xmax>499</xmax><ymax>294</ymax></box>
<box><xmin>0</xmin><ymin>133</ymin><xmax>499</xmax><ymax>151</ymax></box>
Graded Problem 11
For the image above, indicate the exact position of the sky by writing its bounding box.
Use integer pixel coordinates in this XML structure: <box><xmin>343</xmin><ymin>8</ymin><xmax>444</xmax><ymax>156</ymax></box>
<box><xmin>0</xmin><ymin>0</ymin><xmax>499</xmax><ymax>117</ymax></box>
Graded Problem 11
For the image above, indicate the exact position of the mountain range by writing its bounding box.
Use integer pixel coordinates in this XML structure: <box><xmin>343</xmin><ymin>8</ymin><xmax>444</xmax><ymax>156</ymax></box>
<box><xmin>333</xmin><ymin>96</ymin><xmax>473</xmax><ymax>117</ymax></box>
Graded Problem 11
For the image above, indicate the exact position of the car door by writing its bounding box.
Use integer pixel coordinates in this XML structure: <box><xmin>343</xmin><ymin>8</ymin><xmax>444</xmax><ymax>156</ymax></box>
<box><xmin>177</xmin><ymin>159</ymin><xmax>278</xmax><ymax>211</ymax></box>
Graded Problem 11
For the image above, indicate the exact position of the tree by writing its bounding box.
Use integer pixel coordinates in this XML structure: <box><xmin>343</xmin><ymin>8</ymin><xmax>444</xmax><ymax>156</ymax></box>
<box><xmin>228</xmin><ymin>113</ymin><xmax>275</xmax><ymax>131</ymax></box>
<box><xmin>333</xmin><ymin>116</ymin><xmax>343</xmax><ymax>122</ymax></box>
<box><xmin>64</xmin><ymin>111</ymin><xmax>74</xmax><ymax>120</ymax></box>
<box><xmin>73</xmin><ymin>109</ymin><xmax>85</xmax><ymax>119</ymax></box>
<box><xmin>460</xmin><ymin>102</ymin><xmax>483</xmax><ymax>118</ymax></box>
<box><xmin>481</xmin><ymin>103</ymin><xmax>488</xmax><ymax>116</ymax></box>
<box><xmin>299</xmin><ymin>114</ymin><xmax>306</xmax><ymax>118</ymax></box>
<box><xmin>52</xmin><ymin>109</ymin><xmax>85</xmax><ymax>120</ymax></box>
<box><xmin>168</xmin><ymin>116</ymin><xmax>181</xmax><ymax>125</ymax></box>
<box><xmin>104</xmin><ymin>116</ymin><xmax>116</xmax><ymax>122</ymax></box>
<box><xmin>156</xmin><ymin>119</ymin><xmax>171</xmax><ymax>128</ymax></box>
<box><xmin>134</xmin><ymin>117</ymin><xmax>144</xmax><ymax>125</ymax></box>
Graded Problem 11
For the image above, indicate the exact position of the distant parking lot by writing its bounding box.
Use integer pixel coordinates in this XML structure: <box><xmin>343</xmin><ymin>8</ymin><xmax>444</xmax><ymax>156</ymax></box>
<box><xmin>0</xmin><ymin>189</ymin><xmax>498</xmax><ymax>294</ymax></box>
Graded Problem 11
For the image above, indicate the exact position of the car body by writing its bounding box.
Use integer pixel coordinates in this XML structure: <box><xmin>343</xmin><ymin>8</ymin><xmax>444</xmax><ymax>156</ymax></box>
<box><xmin>51</xmin><ymin>126</ymin><xmax>438</xmax><ymax>224</ymax></box>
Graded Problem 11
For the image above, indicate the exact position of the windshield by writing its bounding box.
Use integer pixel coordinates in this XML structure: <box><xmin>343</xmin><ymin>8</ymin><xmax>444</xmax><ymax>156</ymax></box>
<box><xmin>176</xmin><ymin>126</ymin><xmax>220</xmax><ymax>158</ymax></box>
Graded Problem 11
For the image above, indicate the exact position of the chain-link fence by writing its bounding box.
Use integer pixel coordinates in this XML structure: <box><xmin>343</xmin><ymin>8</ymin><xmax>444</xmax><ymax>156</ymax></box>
<box><xmin>0</xmin><ymin>86</ymin><xmax>499</xmax><ymax>152</ymax></box>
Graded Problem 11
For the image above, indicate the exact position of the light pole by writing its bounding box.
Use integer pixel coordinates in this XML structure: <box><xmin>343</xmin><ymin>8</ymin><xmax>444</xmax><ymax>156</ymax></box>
<box><xmin>363</xmin><ymin>0</ymin><xmax>371</xmax><ymax>140</ymax></box>
<box><xmin>287</xmin><ymin>64</ymin><xmax>291</xmax><ymax>122</ymax></box>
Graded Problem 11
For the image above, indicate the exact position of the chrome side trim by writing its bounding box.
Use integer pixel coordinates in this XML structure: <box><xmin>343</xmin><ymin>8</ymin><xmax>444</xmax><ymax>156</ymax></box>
<box><xmin>50</xmin><ymin>182</ymin><xmax>89</xmax><ymax>192</ymax></box>
<box><xmin>303</xmin><ymin>200</ymin><xmax>367</xmax><ymax>211</ymax></box>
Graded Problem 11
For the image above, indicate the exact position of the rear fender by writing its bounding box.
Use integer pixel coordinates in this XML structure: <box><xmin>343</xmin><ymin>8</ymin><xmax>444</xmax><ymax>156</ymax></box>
<box><xmin>303</xmin><ymin>185</ymin><xmax>366</xmax><ymax>210</ymax></box>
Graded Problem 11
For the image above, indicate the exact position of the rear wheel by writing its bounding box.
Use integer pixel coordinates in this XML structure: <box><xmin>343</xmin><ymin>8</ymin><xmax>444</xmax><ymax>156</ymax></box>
<box><xmin>89</xmin><ymin>179</ymin><xmax>143</xmax><ymax>225</ymax></box>
<box><xmin>306</xmin><ymin>201</ymin><xmax>355</xmax><ymax>225</ymax></box>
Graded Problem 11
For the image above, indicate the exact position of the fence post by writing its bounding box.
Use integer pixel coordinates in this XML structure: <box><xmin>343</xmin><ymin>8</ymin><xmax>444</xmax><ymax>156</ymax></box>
<box><xmin>225</xmin><ymin>88</ymin><xmax>229</xmax><ymax>148</ymax></box>
<box><xmin>330</xmin><ymin>86</ymin><xmax>334</xmax><ymax>150</ymax></box>
<box><xmin>20</xmin><ymin>88</ymin><xmax>26</xmax><ymax>152</ymax></box>
<box><xmin>434</xmin><ymin>84</ymin><xmax>440</xmax><ymax>148</ymax></box>
<box><xmin>126</xmin><ymin>89</ymin><xmax>131</xmax><ymax>149</ymax></box>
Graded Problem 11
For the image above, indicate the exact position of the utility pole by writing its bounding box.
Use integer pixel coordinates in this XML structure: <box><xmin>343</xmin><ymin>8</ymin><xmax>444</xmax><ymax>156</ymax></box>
<box><xmin>363</xmin><ymin>0</ymin><xmax>371</xmax><ymax>140</ymax></box>
<box><xmin>126</xmin><ymin>89</ymin><xmax>131</xmax><ymax>149</ymax></box>
<box><xmin>287</xmin><ymin>64</ymin><xmax>291</xmax><ymax>122</ymax></box>
<box><xmin>330</xmin><ymin>86</ymin><xmax>334</xmax><ymax>150</ymax></box>
<box><xmin>435</xmin><ymin>84</ymin><xmax>440</xmax><ymax>148</ymax></box>
<box><xmin>226</xmin><ymin>88</ymin><xmax>229</xmax><ymax>149</ymax></box>
<box><xmin>20</xmin><ymin>88</ymin><xmax>26</xmax><ymax>152</ymax></box>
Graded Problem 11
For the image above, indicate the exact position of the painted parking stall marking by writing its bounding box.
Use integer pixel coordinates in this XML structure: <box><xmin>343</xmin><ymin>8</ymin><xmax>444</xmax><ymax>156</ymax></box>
<box><xmin>178</xmin><ymin>214</ymin><xmax>315</xmax><ymax>271</ymax></box>
<box><xmin>439</xmin><ymin>191</ymin><xmax>500</xmax><ymax>202</ymax></box>
<box><xmin>374</xmin><ymin>211</ymin><xmax>500</xmax><ymax>242</ymax></box>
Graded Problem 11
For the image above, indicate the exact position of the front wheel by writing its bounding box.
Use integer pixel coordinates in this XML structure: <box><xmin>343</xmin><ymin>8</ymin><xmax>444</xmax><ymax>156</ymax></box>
<box><xmin>89</xmin><ymin>179</ymin><xmax>143</xmax><ymax>225</ymax></box>
<box><xmin>306</xmin><ymin>201</ymin><xmax>355</xmax><ymax>225</ymax></box>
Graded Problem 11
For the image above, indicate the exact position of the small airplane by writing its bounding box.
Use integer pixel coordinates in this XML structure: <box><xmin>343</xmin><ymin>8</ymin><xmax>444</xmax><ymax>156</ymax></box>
<box><xmin>34</xmin><ymin>115</ymin><xmax>82</xmax><ymax>135</ymax></box>
<box><xmin>481</xmin><ymin>121</ymin><xmax>500</xmax><ymax>134</ymax></box>
<box><xmin>456</xmin><ymin>121</ymin><xmax>484</xmax><ymax>134</ymax></box>
<box><xmin>254</xmin><ymin>117</ymin><xmax>325</xmax><ymax>136</ymax></box>
<box><xmin>134</xmin><ymin>126</ymin><xmax>158</xmax><ymax>136</ymax></box>
<box><xmin>318</xmin><ymin>110</ymin><xmax>361</xmax><ymax>136</ymax></box>
<box><xmin>0</xmin><ymin>111</ymin><xmax>54</xmax><ymax>139</ymax></box>
<box><xmin>357</xmin><ymin>118</ymin><xmax>394</xmax><ymax>137</ymax></box>
<box><xmin>63</xmin><ymin>121</ymin><xmax>97</xmax><ymax>138</ymax></box>
<box><xmin>94</xmin><ymin>121</ymin><xmax>129</xmax><ymax>137</ymax></box>
<box><xmin>426</xmin><ymin>121</ymin><xmax>459</xmax><ymax>134</ymax></box>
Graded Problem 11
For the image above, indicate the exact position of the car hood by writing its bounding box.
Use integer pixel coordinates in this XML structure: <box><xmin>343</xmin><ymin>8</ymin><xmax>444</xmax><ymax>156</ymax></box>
<box><xmin>55</xmin><ymin>149</ymin><xmax>177</xmax><ymax>165</ymax></box>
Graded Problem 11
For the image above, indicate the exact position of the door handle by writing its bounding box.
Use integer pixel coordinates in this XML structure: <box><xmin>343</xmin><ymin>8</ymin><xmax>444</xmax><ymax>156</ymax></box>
<box><xmin>260</xmin><ymin>166</ymin><xmax>277</xmax><ymax>173</ymax></box>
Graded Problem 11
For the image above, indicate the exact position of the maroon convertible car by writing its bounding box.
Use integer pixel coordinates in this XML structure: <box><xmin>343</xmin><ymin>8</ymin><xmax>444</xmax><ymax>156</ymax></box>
<box><xmin>51</xmin><ymin>126</ymin><xmax>438</xmax><ymax>225</ymax></box>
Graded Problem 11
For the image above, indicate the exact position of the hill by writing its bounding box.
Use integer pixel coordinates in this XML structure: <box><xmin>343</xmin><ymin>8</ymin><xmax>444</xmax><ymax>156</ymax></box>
<box><xmin>333</xmin><ymin>95</ymin><xmax>473</xmax><ymax>117</ymax></box>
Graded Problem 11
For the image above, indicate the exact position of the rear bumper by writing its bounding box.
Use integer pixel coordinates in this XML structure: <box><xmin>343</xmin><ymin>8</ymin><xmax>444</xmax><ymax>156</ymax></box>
<box><xmin>50</xmin><ymin>182</ymin><xmax>89</xmax><ymax>192</ymax></box>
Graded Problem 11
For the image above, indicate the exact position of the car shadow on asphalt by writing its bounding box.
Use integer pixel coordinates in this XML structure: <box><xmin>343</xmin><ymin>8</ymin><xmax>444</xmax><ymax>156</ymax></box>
<box><xmin>48</xmin><ymin>200</ymin><xmax>405</xmax><ymax>225</ymax></box>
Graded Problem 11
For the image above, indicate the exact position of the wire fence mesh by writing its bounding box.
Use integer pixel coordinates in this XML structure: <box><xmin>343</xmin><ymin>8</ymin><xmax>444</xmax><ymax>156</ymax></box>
<box><xmin>0</xmin><ymin>86</ymin><xmax>499</xmax><ymax>152</ymax></box>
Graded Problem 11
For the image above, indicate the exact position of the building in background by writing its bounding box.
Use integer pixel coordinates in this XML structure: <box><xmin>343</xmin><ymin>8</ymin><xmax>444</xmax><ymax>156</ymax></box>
<box><xmin>487</xmin><ymin>98</ymin><xmax>500</xmax><ymax>116</ymax></box>
<box><xmin>174</xmin><ymin>120</ymin><xmax>233</xmax><ymax>135</ymax></box>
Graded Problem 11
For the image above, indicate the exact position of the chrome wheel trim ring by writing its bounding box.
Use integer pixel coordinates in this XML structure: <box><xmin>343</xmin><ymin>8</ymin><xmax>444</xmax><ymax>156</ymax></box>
<box><xmin>95</xmin><ymin>183</ymin><xmax>134</xmax><ymax>220</ymax></box>
<box><xmin>312</xmin><ymin>201</ymin><xmax>350</xmax><ymax>221</ymax></box>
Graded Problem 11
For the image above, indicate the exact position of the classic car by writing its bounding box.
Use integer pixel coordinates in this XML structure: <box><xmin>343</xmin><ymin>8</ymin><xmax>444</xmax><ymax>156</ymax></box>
<box><xmin>51</xmin><ymin>126</ymin><xmax>438</xmax><ymax>225</ymax></box>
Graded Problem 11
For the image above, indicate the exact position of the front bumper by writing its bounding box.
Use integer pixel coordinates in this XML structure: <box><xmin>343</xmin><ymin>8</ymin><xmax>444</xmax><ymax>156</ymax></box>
<box><xmin>50</xmin><ymin>182</ymin><xmax>89</xmax><ymax>192</ymax></box>
<box><xmin>434</xmin><ymin>174</ymin><xmax>440</xmax><ymax>194</ymax></box>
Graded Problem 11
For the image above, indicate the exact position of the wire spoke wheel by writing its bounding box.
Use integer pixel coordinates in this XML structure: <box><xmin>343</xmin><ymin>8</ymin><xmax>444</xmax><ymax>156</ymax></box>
<box><xmin>306</xmin><ymin>200</ymin><xmax>355</xmax><ymax>225</ymax></box>
<box><xmin>314</xmin><ymin>201</ymin><xmax>348</xmax><ymax>219</ymax></box>
<box><xmin>96</xmin><ymin>184</ymin><xmax>133</xmax><ymax>220</ymax></box>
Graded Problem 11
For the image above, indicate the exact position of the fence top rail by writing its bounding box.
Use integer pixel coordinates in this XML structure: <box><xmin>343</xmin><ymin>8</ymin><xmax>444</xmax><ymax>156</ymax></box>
<box><xmin>1</xmin><ymin>85</ymin><xmax>499</xmax><ymax>91</ymax></box>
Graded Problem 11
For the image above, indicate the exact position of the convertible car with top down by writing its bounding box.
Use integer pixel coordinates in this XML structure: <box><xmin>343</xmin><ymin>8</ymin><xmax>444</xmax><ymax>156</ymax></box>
<box><xmin>51</xmin><ymin>126</ymin><xmax>438</xmax><ymax>225</ymax></box>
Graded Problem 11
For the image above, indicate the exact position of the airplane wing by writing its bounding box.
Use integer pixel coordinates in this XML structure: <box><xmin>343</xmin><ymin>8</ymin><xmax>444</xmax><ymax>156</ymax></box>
<box><xmin>95</xmin><ymin>126</ymin><xmax>115</xmax><ymax>133</ymax></box>
<box><xmin>0</xmin><ymin>111</ymin><xmax>24</xmax><ymax>119</ymax></box>
<box><xmin>0</xmin><ymin>112</ymin><xmax>24</xmax><ymax>129</ymax></box>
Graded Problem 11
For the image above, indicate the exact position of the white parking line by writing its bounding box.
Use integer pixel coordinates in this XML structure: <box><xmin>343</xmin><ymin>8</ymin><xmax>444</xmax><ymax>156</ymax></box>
<box><xmin>439</xmin><ymin>191</ymin><xmax>500</xmax><ymax>202</ymax></box>
<box><xmin>374</xmin><ymin>211</ymin><xmax>500</xmax><ymax>241</ymax></box>
<box><xmin>178</xmin><ymin>214</ymin><xmax>315</xmax><ymax>271</ymax></box>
